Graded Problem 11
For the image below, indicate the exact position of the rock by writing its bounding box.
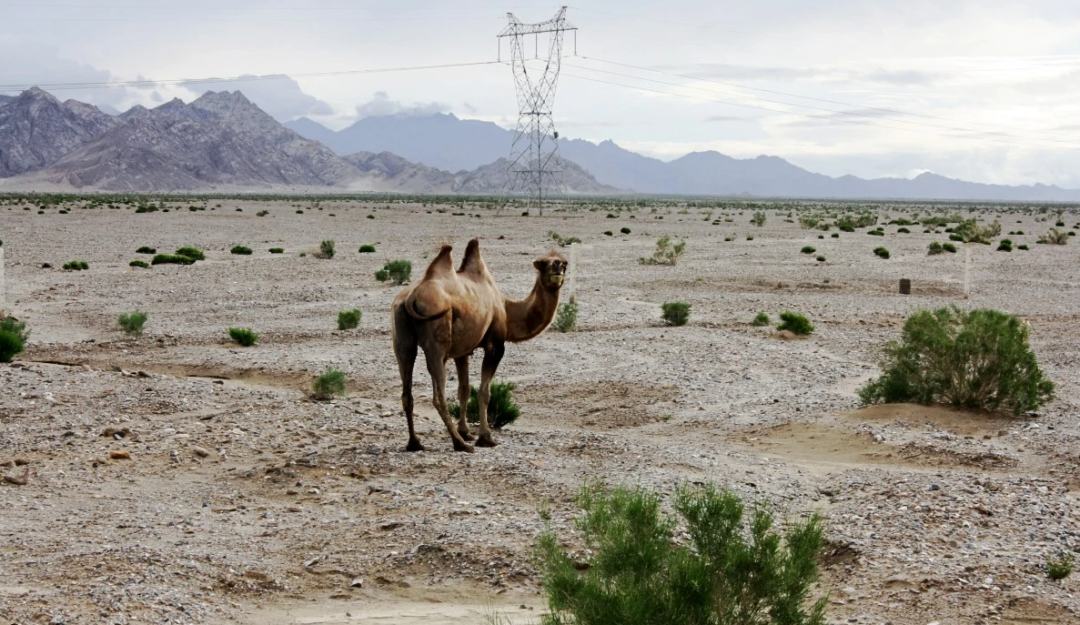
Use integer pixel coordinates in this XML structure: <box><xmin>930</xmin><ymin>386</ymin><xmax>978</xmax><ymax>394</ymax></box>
<box><xmin>109</xmin><ymin>450</ymin><xmax>131</xmax><ymax>460</ymax></box>
<box><xmin>192</xmin><ymin>446</ymin><xmax>211</xmax><ymax>458</ymax></box>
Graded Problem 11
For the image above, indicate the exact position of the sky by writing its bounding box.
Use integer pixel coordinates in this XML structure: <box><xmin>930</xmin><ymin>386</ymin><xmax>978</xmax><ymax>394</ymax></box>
<box><xmin>2</xmin><ymin>1</ymin><xmax>1080</xmax><ymax>187</ymax></box>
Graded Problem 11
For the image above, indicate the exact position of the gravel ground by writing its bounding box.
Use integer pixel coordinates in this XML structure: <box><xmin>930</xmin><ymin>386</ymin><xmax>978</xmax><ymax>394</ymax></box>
<box><xmin>1</xmin><ymin>200</ymin><xmax>1079</xmax><ymax>624</ymax></box>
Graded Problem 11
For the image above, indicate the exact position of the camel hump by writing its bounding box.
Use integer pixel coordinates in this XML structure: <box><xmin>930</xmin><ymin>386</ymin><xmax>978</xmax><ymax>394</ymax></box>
<box><xmin>458</xmin><ymin>238</ymin><xmax>486</xmax><ymax>276</ymax></box>
<box><xmin>423</xmin><ymin>244</ymin><xmax>454</xmax><ymax>280</ymax></box>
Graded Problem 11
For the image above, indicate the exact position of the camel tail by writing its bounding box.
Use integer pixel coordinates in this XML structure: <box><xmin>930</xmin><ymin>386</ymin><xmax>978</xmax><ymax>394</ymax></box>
<box><xmin>404</xmin><ymin>294</ymin><xmax>450</xmax><ymax>321</ymax></box>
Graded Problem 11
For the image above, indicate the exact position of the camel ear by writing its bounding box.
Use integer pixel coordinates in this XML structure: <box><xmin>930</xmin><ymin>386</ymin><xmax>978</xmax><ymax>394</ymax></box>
<box><xmin>533</xmin><ymin>258</ymin><xmax>549</xmax><ymax>271</ymax></box>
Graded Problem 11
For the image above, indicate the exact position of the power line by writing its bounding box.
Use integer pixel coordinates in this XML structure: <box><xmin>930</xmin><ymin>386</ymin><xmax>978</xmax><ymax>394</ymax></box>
<box><xmin>0</xmin><ymin>60</ymin><xmax>504</xmax><ymax>93</ymax></box>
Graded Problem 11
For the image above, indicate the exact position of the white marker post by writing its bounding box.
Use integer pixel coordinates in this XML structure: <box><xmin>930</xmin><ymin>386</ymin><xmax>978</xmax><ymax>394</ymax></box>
<box><xmin>0</xmin><ymin>246</ymin><xmax>6</xmax><ymax>318</ymax></box>
<box><xmin>963</xmin><ymin>245</ymin><xmax>971</xmax><ymax>300</ymax></box>
<box><xmin>567</xmin><ymin>242</ymin><xmax>578</xmax><ymax>304</ymax></box>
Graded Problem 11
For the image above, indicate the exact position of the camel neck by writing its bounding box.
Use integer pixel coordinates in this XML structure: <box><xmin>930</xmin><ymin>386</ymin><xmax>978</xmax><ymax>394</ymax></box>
<box><xmin>504</xmin><ymin>280</ymin><xmax>561</xmax><ymax>343</ymax></box>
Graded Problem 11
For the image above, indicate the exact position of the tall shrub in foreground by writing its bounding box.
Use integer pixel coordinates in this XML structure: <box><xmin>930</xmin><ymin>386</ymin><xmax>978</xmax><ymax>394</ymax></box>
<box><xmin>375</xmin><ymin>260</ymin><xmax>412</xmax><ymax>285</ymax></box>
<box><xmin>537</xmin><ymin>482</ymin><xmax>827</xmax><ymax>625</ymax></box>
<box><xmin>311</xmin><ymin>368</ymin><xmax>347</xmax><ymax>400</ymax></box>
<box><xmin>448</xmin><ymin>381</ymin><xmax>520</xmax><ymax>429</ymax></box>
<box><xmin>117</xmin><ymin>311</ymin><xmax>148</xmax><ymax>336</ymax></box>
<box><xmin>227</xmin><ymin>327</ymin><xmax>258</xmax><ymax>347</ymax></box>
<box><xmin>0</xmin><ymin>318</ymin><xmax>30</xmax><ymax>362</ymax></box>
<box><xmin>859</xmin><ymin>306</ymin><xmax>1054</xmax><ymax>415</ymax></box>
<box><xmin>661</xmin><ymin>301</ymin><xmax>690</xmax><ymax>326</ymax></box>
<box><xmin>778</xmin><ymin>311</ymin><xmax>814</xmax><ymax>335</ymax></box>
<box><xmin>337</xmin><ymin>309</ymin><xmax>362</xmax><ymax>330</ymax></box>
<box><xmin>554</xmin><ymin>302</ymin><xmax>578</xmax><ymax>332</ymax></box>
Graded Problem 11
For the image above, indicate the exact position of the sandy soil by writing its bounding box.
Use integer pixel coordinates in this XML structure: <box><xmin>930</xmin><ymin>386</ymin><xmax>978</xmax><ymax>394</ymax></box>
<box><xmin>1</xmin><ymin>199</ymin><xmax>1079</xmax><ymax>624</ymax></box>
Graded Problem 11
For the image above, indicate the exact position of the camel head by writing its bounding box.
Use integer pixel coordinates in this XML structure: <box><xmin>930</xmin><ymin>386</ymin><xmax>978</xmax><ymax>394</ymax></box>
<box><xmin>533</xmin><ymin>251</ymin><xmax>568</xmax><ymax>290</ymax></box>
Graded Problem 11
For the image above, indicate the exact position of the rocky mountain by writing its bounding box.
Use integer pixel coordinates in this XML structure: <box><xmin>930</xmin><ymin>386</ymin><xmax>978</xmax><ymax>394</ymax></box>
<box><xmin>0</xmin><ymin>87</ymin><xmax>118</xmax><ymax>178</ymax></box>
<box><xmin>0</xmin><ymin>95</ymin><xmax>12</xmax><ymax>106</ymax></box>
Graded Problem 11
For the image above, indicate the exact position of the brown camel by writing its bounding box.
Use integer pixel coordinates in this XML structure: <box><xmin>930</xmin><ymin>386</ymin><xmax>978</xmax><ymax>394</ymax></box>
<box><xmin>391</xmin><ymin>239</ymin><xmax>567</xmax><ymax>452</ymax></box>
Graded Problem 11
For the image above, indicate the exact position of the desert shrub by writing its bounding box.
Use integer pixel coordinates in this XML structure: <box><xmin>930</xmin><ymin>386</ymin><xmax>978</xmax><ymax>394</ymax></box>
<box><xmin>175</xmin><ymin>246</ymin><xmax>205</xmax><ymax>261</ymax></box>
<box><xmin>376</xmin><ymin>260</ymin><xmax>412</xmax><ymax>285</ymax></box>
<box><xmin>928</xmin><ymin>241</ymin><xmax>944</xmax><ymax>255</ymax></box>
<box><xmin>949</xmin><ymin>233</ymin><xmax>964</xmax><ymax>242</ymax></box>
<box><xmin>1047</xmin><ymin>554</ymin><xmax>1075</xmax><ymax>581</ymax></box>
<box><xmin>62</xmin><ymin>260</ymin><xmax>89</xmax><ymax>271</ymax></box>
<box><xmin>256</xmin><ymin>210</ymin><xmax>269</xmax><ymax>217</ymax></box>
<box><xmin>230</xmin><ymin>245</ymin><xmax>252</xmax><ymax>255</ymax></box>
<box><xmin>1038</xmin><ymin>228</ymin><xmax>1069</xmax><ymax>245</ymax></box>
<box><xmin>311</xmin><ymin>368</ymin><xmax>347</xmax><ymax>400</ymax></box>
<box><xmin>751</xmin><ymin>312</ymin><xmax>770</xmax><ymax>327</ymax></box>
<box><xmin>858</xmin><ymin>306</ymin><xmax>1054</xmax><ymax>415</ymax></box>
<box><xmin>549</xmin><ymin>231</ymin><xmax>582</xmax><ymax>247</ymax></box>
<box><xmin>269</xmin><ymin>247</ymin><xmax>284</xmax><ymax>254</ymax></box>
<box><xmin>129</xmin><ymin>260</ymin><xmax>149</xmax><ymax>268</ymax></box>
<box><xmin>554</xmin><ymin>302</ymin><xmax>578</xmax><ymax>332</ymax></box>
<box><xmin>1018</xmin><ymin>244</ymin><xmax>1029</xmax><ymax>250</ymax></box>
<box><xmin>778</xmin><ymin>311</ymin><xmax>814</xmax><ymax>335</ymax></box>
<box><xmin>661</xmin><ymin>301</ymin><xmax>691</xmax><ymax>326</ymax></box>
<box><xmin>897</xmin><ymin>227</ymin><xmax>910</xmax><ymax>233</ymax></box>
<box><xmin>943</xmin><ymin>243</ymin><xmax>958</xmax><ymax>253</ymax></box>
<box><xmin>136</xmin><ymin>246</ymin><xmax>156</xmax><ymax>254</ymax></box>
<box><xmin>816</xmin><ymin>255</ymin><xmax>826</xmax><ymax>262</ymax></box>
<box><xmin>867</xmin><ymin>228</ymin><xmax>884</xmax><ymax>236</ymax></box>
<box><xmin>151</xmin><ymin>254</ymin><xmax>194</xmax><ymax>265</ymax></box>
<box><xmin>228</xmin><ymin>327</ymin><xmax>258</xmax><ymax>347</ymax></box>
<box><xmin>800</xmin><ymin>245</ymin><xmax>816</xmax><ymax>254</ymax></box>
<box><xmin>640</xmin><ymin>236</ymin><xmax>686</xmax><ymax>265</ymax></box>
<box><xmin>448</xmin><ymin>381</ymin><xmax>520</xmax><ymax>429</ymax></box>
<box><xmin>537</xmin><ymin>482</ymin><xmax>827</xmax><ymax>625</ymax></box>
<box><xmin>118</xmin><ymin>311</ymin><xmax>148</xmax><ymax>336</ymax></box>
<box><xmin>0</xmin><ymin>318</ymin><xmax>30</xmax><ymax>362</ymax></box>
<box><xmin>873</xmin><ymin>247</ymin><xmax>890</xmax><ymax>259</ymax></box>
<box><xmin>1056</xmin><ymin>220</ymin><xmax>1066</xmax><ymax>227</ymax></box>
<box><xmin>604</xmin><ymin>230</ymin><xmax>613</xmax><ymax>236</ymax></box>
<box><xmin>750</xmin><ymin>210</ymin><xmax>767</xmax><ymax>227</ymax></box>
<box><xmin>799</xmin><ymin>215</ymin><xmax>819</xmax><ymax>229</ymax></box>
<box><xmin>746</xmin><ymin>235</ymin><xmax>754</xmax><ymax>241</ymax></box>
<box><xmin>831</xmin><ymin>232</ymin><xmax>839</xmax><ymax>238</ymax></box>
<box><xmin>358</xmin><ymin>244</ymin><xmax>376</xmax><ymax>253</ymax></box>
<box><xmin>953</xmin><ymin>218</ymin><xmax>1001</xmax><ymax>244</ymax></box>
<box><xmin>620</xmin><ymin>227</ymin><xmax>631</xmax><ymax>234</ymax></box>
<box><xmin>317</xmin><ymin>239</ymin><xmax>336</xmax><ymax>259</ymax></box>
<box><xmin>997</xmin><ymin>239</ymin><xmax>1013</xmax><ymax>252</ymax></box>
<box><xmin>337</xmin><ymin>309</ymin><xmax>362</xmax><ymax>330</ymax></box>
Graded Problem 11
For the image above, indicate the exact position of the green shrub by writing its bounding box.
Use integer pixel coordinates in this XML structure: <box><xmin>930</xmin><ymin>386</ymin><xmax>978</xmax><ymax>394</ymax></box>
<box><xmin>831</xmin><ymin>232</ymin><xmax>839</xmax><ymax>238</ymax></box>
<box><xmin>228</xmin><ymin>327</ymin><xmax>258</xmax><ymax>347</ymax></box>
<box><xmin>640</xmin><ymin>236</ymin><xmax>686</xmax><ymax>265</ymax></box>
<box><xmin>376</xmin><ymin>260</ymin><xmax>412</xmax><ymax>285</ymax></box>
<box><xmin>230</xmin><ymin>245</ymin><xmax>252</xmax><ymax>255</ymax></box>
<box><xmin>750</xmin><ymin>210</ymin><xmax>767</xmax><ymax>227</ymax></box>
<box><xmin>997</xmin><ymin>239</ymin><xmax>1013</xmax><ymax>252</ymax></box>
<box><xmin>129</xmin><ymin>260</ymin><xmax>149</xmax><ymax>268</ymax></box>
<box><xmin>448</xmin><ymin>381</ymin><xmax>520</xmax><ymax>429</ymax></box>
<box><xmin>867</xmin><ymin>228</ymin><xmax>884</xmax><ymax>236</ymax></box>
<box><xmin>269</xmin><ymin>247</ymin><xmax>284</xmax><ymax>254</ymax></box>
<box><xmin>118</xmin><ymin>311</ymin><xmax>148</xmax><ymax>336</ymax></box>
<box><xmin>1038</xmin><ymin>228</ymin><xmax>1069</xmax><ymax>245</ymax></box>
<box><xmin>799</xmin><ymin>244</ymin><xmax>816</xmax><ymax>255</ymax></box>
<box><xmin>604</xmin><ymin>230</ymin><xmax>613</xmax><ymax>236</ymax></box>
<box><xmin>778</xmin><ymin>311</ymin><xmax>814</xmax><ymax>335</ymax></box>
<box><xmin>62</xmin><ymin>260</ymin><xmax>89</xmax><ymax>271</ymax></box>
<box><xmin>661</xmin><ymin>301</ymin><xmax>691</xmax><ymax>326</ymax></box>
<box><xmin>537</xmin><ymin>482</ymin><xmax>827</xmax><ymax>625</ymax></box>
<box><xmin>358</xmin><ymin>244</ymin><xmax>376</xmax><ymax>253</ymax></box>
<box><xmin>549</xmin><ymin>231</ymin><xmax>582</xmax><ymax>247</ymax></box>
<box><xmin>751</xmin><ymin>312</ymin><xmax>770</xmax><ymax>327</ymax></box>
<box><xmin>554</xmin><ymin>302</ymin><xmax>578</xmax><ymax>332</ymax></box>
<box><xmin>1047</xmin><ymin>554</ymin><xmax>1075</xmax><ymax>581</ymax></box>
<box><xmin>0</xmin><ymin>318</ymin><xmax>30</xmax><ymax>363</ymax></box>
<box><xmin>311</xmin><ymin>368</ymin><xmax>347</xmax><ymax>400</ymax></box>
<box><xmin>136</xmin><ymin>246</ymin><xmax>156</xmax><ymax>254</ymax></box>
<box><xmin>816</xmin><ymin>255</ymin><xmax>826</xmax><ymax>262</ymax></box>
<box><xmin>953</xmin><ymin>218</ymin><xmax>1001</xmax><ymax>244</ymax></box>
<box><xmin>1018</xmin><ymin>244</ymin><xmax>1029</xmax><ymax>250</ymax></box>
<box><xmin>928</xmin><ymin>241</ymin><xmax>944</xmax><ymax>255</ymax></box>
<box><xmin>858</xmin><ymin>306</ymin><xmax>1054</xmax><ymax>415</ymax></box>
<box><xmin>317</xmin><ymin>239</ymin><xmax>336</xmax><ymax>259</ymax></box>
<box><xmin>943</xmin><ymin>243</ymin><xmax>958</xmax><ymax>253</ymax></box>
<box><xmin>620</xmin><ymin>227</ymin><xmax>631</xmax><ymax>234</ymax></box>
<box><xmin>175</xmin><ymin>246</ymin><xmax>205</xmax><ymax>261</ymax></box>
<box><xmin>337</xmin><ymin>309</ymin><xmax>362</xmax><ymax>330</ymax></box>
<box><xmin>873</xmin><ymin>247</ymin><xmax>890</xmax><ymax>259</ymax></box>
<box><xmin>151</xmin><ymin>254</ymin><xmax>194</xmax><ymax>265</ymax></box>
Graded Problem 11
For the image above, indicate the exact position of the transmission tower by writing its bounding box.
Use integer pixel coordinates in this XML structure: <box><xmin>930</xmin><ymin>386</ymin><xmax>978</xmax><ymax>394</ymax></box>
<box><xmin>497</xmin><ymin>6</ymin><xmax>576</xmax><ymax>215</ymax></box>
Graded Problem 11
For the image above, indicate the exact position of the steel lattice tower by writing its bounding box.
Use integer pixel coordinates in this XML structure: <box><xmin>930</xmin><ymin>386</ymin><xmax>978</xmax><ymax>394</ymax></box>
<box><xmin>498</xmin><ymin>6</ymin><xmax>576</xmax><ymax>215</ymax></box>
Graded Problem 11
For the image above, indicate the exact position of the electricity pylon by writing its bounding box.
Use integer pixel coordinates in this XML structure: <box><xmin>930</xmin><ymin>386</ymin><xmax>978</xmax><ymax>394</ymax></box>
<box><xmin>497</xmin><ymin>6</ymin><xmax>576</xmax><ymax>215</ymax></box>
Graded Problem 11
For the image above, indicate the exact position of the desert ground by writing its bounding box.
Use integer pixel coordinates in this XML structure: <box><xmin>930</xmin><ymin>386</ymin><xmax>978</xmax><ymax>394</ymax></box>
<box><xmin>1</xmin><ymin>198</ymin><xmax>1079</xmax><ymax>625</ymax></box>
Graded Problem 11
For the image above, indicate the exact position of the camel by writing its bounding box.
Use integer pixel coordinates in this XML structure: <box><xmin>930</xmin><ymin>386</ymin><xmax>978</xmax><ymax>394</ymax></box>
<box><xmin>391</xmin><ymin>239</ymin><xmax>567</xmax><ymax>452</ymax></box>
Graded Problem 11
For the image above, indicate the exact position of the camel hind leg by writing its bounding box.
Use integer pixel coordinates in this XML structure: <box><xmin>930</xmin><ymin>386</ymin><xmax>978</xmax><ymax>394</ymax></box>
<box><xmin>393</xmin><ymin>309</ymin><xmax>424</xmax><ymax>452</ymax></box>
<box><xmin>454</xmin><ymin>356</ymin><xmax>475</xmax><ymax>441</ymax></box>
<box><xmin>426</xmin><ymin>350</ymin><xmax>474</xmax><ymax>453</ymax></box>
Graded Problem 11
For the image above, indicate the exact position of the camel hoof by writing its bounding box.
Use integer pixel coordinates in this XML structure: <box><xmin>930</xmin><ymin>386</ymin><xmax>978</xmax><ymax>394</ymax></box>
<box><xmin>452</xmin><ymin>439</ymin><xmax>475</xmax><ymax>453</ymax></box>
<box><xmin>476</xmin><ymin>434</ymin><xmax>499</xmax><ymax>448</ymax></box>
<box><xmin>458</xmin><ymin>428</ymin><xmax>476</xmax><ymax>442</ymax></box>
<box><xmin>405</xmin><ymin>438</ymin><xmax>425</xmax><ymax>452</ymax></box>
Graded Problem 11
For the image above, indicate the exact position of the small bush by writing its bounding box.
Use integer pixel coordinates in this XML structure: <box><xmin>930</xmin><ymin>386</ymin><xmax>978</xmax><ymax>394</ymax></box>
<box><xmin>337</xmin><ymin>309</ymin><xmax>362</xmax><ymax>330</ymax></box>
<box><xmin>230</xmin><ymin>245</ymin><xmax>252</xmax><ymax>255</ymax></box>
<box><xmin>661</xmin><ymin>301</ymin><xmax>691</xmax><ymax>326</ymax></box>
<box><xmin>151</xmin><ymin>254</ymin><xmax>194</xmax><ymax>265</ymax></box>
<box><xmin>640</xmin><ymin>236</ymin><xmax>686</xmax><ymax>265</ymax></box>
<box><xmin>800</xmin><ymin>245</ymin><xmax>816</xmax><ymax>254</ymax></box>
<box><xmin>873</xmin><ymin>247</ymin><xmax>890</xmax><ymax>259</ymax></box>
<box><xmin>1047</xmin><ymin>554</ymin><xmax>1075</xmax><ymax>581</ymax></box>
<box><xmin>317</xmin><ymin>239</ymin><xmax>336</xmax><ymax>259</ymax></box>
<box><xmin>997</xmin><ymin>239</ymin><xmax>1013</xmax><ymax>252</ymax></box>
<box><xmin>620</xmin><ymin>227</ymin><xmax>631</xmax><ymax>234</ymax></box>
<box><xmin>0</xmin><ymin>318</ymin><xmax>30</xmax><ymax>362</ymax></box>
<box><xmin>554</xmin><ymin>302</ymin><xmax>578</xmax><ymax>332</ymax></box>
<box><xmin>746</xmin><ymin>234</ymin><xmax>754</xmax><ymax>241</ymax></box>
<box><xmin>750</xmin><ymin>210</ymin><xmax>767</xmax><ymax>227</ymax></box>
<box><xmin>831</xmin><ymin>232</ymin><xmax>839</xmax><ymax>238</ymax></box>
<box><xmin>816</xmin><ymin>255</ymin><xmax>826</xmax><ymax>262</ymax></box>
<box><xmin>118</xmin><ymin>311</ymin><xmax>148</xmax><ymax>336</ymax></box>
<box><xmin>358</xmin><ymin>244</ymin><xmax>376</xmax><ymax>253</ymax></box>
<box><xmin>778</xmin><ymin>311</ymin><xmax>814</xmax><ymax>335</ymax></box>
<box><xmin>751</xmin><ymin>312</ymin><xmax>770</xmax><ymax>327</ymax></box>
<box><xmin>943</xmin><ymin>243</ymin><xmax>958</xmax><ymax>253</ymax></box>
<box><xmin>376</xmin><ymin>260</ymin><xmax>412</xmax><ymax>285</ymax></box>
<box><xmin>858</xmin><ymin>306</ymin><xmax>1054</xmax><ymax>415</ymax></box>
<box><xmin>1038</xmin><ymin>228</ymin><xmax>1069</xmax><ymax>245</ymax></box>
<box><xmin>604</xmin><ymin>230</ymin><xmax>613</xmax><ymax>236</ymax></box>
<box><xmin>1018</xmin><ymin>244</ymin><xmax>1029</xmax><ymax>250</ymax></box>
<box><xmin>549</xmin><ymin>231</ymin><xmax>582</xmax><ymax>247</ymax></box>
<box><xmin>175</xmin><ymin>246</ymin><xmax>205</xmax><ymax>261</ymax></box>
<box><xmin>311</xmin><ymin>368</ymin><xmax>347</xmax><ymax>400</ymax></box>
<box><xmin>136</xmin><ymin>246</ymin><xmax>156</xmax><ymax>254</ymax></box>
<box><xmin>928</xmin><ymin>241</ymin><xmax>944</xmax><ymax>255</ymax></box>
<box><xmin>228</xmin><ymin>327</ymin><xmax>258</xmax><ymax>347</ymax></box>
<box><xmin>868</xmin><ymin>228</ymin><xmax>885</xmax><ymax>236</ymax></box>
<box><xmin>537</xmin><ymin>482</ymin><xmax>827</xmax><ymax>625</ymax></box>
<box><xmin>448</xmin><ymin>381</ymin><xmax>520</xmax><ymax>429</ymax></box>
<box><xmin>62</xmin><ymin>260</ymin><xmax>89</xmax><ymax>271</ymax></box>
<box><xmin>269</xmin><ymin>247</ymin><xmax>284</xmax><ymax>254</ymax></box>
<box><xmin>897</xmin><ymin>227</ymin><xmax>911</xmax><ymax>233</ymax></box>
<box><xmin>256</xmin><ymin>210</ymin><xmax>269</xmax><ymax>217</ymax></box>
<box><xmin>129</xmin><ymin>260</ymin><xmax>149</xmax><ymax>268</ymax></box>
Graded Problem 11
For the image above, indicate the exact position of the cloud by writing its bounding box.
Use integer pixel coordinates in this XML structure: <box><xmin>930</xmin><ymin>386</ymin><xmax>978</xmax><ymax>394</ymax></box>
<box><xmin>180</xmin><ymin>75</ymin><xmax>333</xmax><ymax>120</ymax></box>
<box><xmin>856</xmin><ymin>68</ymin><xmax>944</xmax><ymax>86</ymax></box>
<box><xmin>354</xmin><ymin>91</ymin><xmax>450</xmax><ymax>119</ymax></box>
<box><xmin>704</xmin><ymin>115</ymin><xmax>752</xmax><ymax>122</ymax></box>
<box><xmin>675</xmin><ymin>63</ymin><xmax>830</xmax><ymax>82</ymax></box>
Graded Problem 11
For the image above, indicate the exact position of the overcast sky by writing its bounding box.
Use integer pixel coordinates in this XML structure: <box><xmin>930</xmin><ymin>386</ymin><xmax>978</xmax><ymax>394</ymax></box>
<box><xmin>3</xmin><ymin>1</ymin><xmax>1080</xmax><ymax>187</ymax></box>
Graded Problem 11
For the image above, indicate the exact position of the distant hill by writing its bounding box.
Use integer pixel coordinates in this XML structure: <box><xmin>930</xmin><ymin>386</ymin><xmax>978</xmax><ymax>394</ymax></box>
<box><xmin>0</xmin><ymin>88</ymin><xmax>118</xmax><ymax>178</ymax></box>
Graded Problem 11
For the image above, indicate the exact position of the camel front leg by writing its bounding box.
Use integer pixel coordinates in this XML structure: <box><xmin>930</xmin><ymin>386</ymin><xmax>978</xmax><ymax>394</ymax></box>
<box><xmin>426</xmin><ymin>351</ymin><xmax>474</xmax><ymax>453</ymax></box>
<box><xmin>454</xmin><ymin>356</ymin><xmax>475</xmax><ymax>441</ymax></box>
<box><xmin>476</xmin><ymin>342</ymin><xmax>505</xmax><ymax>448</ymax></box>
